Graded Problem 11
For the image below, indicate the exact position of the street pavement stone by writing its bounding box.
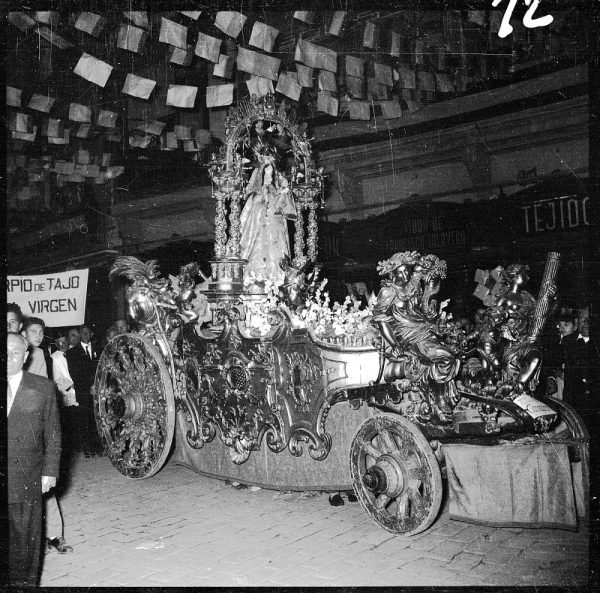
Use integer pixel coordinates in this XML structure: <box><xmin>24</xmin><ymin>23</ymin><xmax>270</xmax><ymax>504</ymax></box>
<box><xmin>38</xmin><ymin>452</ymin><xmax>590</xmax><ymax>587</ymax></box>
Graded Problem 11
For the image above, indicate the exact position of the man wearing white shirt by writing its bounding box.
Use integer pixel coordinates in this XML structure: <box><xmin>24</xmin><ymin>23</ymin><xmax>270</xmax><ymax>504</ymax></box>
<box><xmin>52</xmin><ymin>335</ymin><xmax>78</xmax><ymax>453</ymax></box>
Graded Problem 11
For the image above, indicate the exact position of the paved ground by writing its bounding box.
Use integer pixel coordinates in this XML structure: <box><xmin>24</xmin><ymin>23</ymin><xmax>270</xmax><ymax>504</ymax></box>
<box><xmin>39</xmin><ymin>452</ymin><xmax>590</xmax><ymax>587</ymax></box>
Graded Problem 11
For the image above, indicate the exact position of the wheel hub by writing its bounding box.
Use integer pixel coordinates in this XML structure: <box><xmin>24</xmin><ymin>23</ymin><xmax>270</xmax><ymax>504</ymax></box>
<box><xmin>362</xmin><ymin>453</ymin><xmax>406</xmax><ymax>498</ymax></box>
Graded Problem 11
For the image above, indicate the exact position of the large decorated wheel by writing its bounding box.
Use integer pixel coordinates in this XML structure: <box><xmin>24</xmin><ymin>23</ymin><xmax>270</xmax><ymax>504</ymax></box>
<box><xmin>94</xmin><ymin>334</ymin><xmax>176</xmax><ymax>479</ymax></box>
<box><xmin>350</xmin><ymin>414</ymin><xmax>442</xmax><ymax>535</ymax></box>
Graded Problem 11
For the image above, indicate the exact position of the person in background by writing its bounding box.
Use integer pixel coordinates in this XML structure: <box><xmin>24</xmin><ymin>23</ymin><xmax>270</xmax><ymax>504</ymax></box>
<box><xmin>102</xmin><ymin>325</ymin><xmax>119</xmax><ymax>349</ymax></box>
<box><xmin>52</xmin><ymin>334</ymin><xmax>79</xmax><ymax>456</ymax></box>
<box><xmin>66</xmin><ymin>324</ymin><xmax>104</xmax><ymax>457</ymax></box>
<box><xmin>67</xmin><ymin>327</ymin><xmax>80</xmax><ymax>350</ymax></box>
<box><xmin>21</xmin><ymin>317</ymin><xmax>50</xmax><ymax>378</ymax></box>
<box><xmin>6</xmin><ymin>332</ymin><xmax>62</xmax><ymax>585</ymax></box>
<box><xmin>114</xmin><ymin>318</ymin><xmax>129</xmax><ymax>334</ymax></box>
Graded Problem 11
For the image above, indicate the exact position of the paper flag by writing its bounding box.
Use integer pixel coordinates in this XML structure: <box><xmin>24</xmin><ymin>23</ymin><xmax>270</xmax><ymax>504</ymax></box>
<box><xmin>374</xmin><ymin>63</ymin><xmax>393</xmax><ymax>87</ymax></box>
<box><xmin>161</xmin><ymin>132</ymin><xmax>178</xmax><ymax>150</ymax></box>
<box><xmin>468</xmin><ymin>10</ymin><xmax>487</xmax><ymax>26</ymax></box>
<box><xmin>437</xmin><ymin>47</ymin><xmax>448</xmax><ymax>71</ymax></box>
<box><xmin>317</xmin><ymin>92</ymin><xmax>338</xmax><ymax>117</ymax></box>
<box><xmin>345</xmin><ymin>55</ymin><xmax>364</xmax><ymax>79</ymax></box>
<box><xmin>390</xmin><ymin>32</ymin><xmax>402</xmax><ymax>58</ymax></box>
<box><xmin>294</xmin><ymin>12</ymin><xmax>314</xmax><ymax>24</ymax></box>
<box><xmin>169</xmin><ymin>45</ymin><xmax>194</xmax><ymax>66</ymax></box>
<box><xmin>405</xmin><ymin>100</ymin><xmax>421</xmax><ymax>113</ymax></box>
<box><xmin>13</xmin><ymin>126</ymin><xmax>37</xmax><ymax>142</ymax></box>
<box><xmin>329</xmin><ymin>11</ymin><xmax>346</xmax><ymax>36</ymax></box>
<box><xmin>237</xmin><ymin>47</ymin><xmax>280</xmax><ymax>81</ymax></box>
<box><xmin>179</xmin><ymin>11</ymin><xmax>201</xmax><ymax>20</ymax></box>
<box><xmin>349</xmin><ymin>101</ymin><xmax>371</xmax><ymax>120</ymax></box>
<box><xmin>123</xmin><ymin>11</ymin><xmax>149</xmax><ymax>28</ymax></box>
<box><xmin>9</xmin><ymin>113</ymin><xmax>33</xmax><ymax>133</ymax></box>
<box><xmin>195</xmin><ymin>33</ymin><xmax>222</xmax><ymax>63</ymax></box>
<box><xmin>74</xmin><ymin>53</ymin><xmax>113</xmax><ymax>88</ymax></box>
<box><xmin>41</xmin><ymin>118</ymin><xmax>64</xmax><ymax>137</ymax></box>
<box><xmin>206</xmin><ymin>84</ymin><xmax>234</xmax><ymax>108</ymax></box>
<box><xmin>246</xmin><ymin>76</ymin><xmax>274</xmax><ymax>97</ymax></box>
<box><xmin>101</xmin><ymin>153</ymin><xmax>113</xmax><ymax>166</ymax></box>
<box><xmin>122</xmin><ymin>74</ymin><xmax>156</xmax><ymax>100</ymax></box>
<box><xmin>33</xmin><ymin>11</ymin><xmax>60</xmax><ymax>26</ymax></box>
<box><xmin>75</xmin><ymin>149</ymin><xmax>90</xmax><ymax>165</ymax></box>
<box><xmin>414</xmin><ymin>39</ymin><xmax>425</xmax><ymax>65</ymax></box>
<box><xmin>105</xmin><ymin>131</ymin><xmax>122</xmax><ymax>142</ymax></box>
<box><xmin>363</xmin><ymin>22</ymin><xmax>377</xmax><ymax>48</ymax></box>
<box><xmin>166</xmin><ymin>85</ymin><xmax>198</xmax><ymax>108</ymax></box>
<box><xmin>117</xmin><ymin>23</ymin><xmax>147</xmax><ymax>53</ymax></box>
<box><xmin>82</xmin><ymin>165</ymin><xmax>100</xmax><ymax>178</ymax></box>
<box><xmin>174</xmin><ymin>125</ymin><xmax>192</xmax><ymax>139</ymax></box>
<box><xmin>249</xmin><ymin>22</ymin><xmax>279</xmax><ymax>52</ymax></box>
<box><xmin>69</xmin><ymin>103</ymin><xmax>92</xmax><ymax>123</ymax></box>
<box><xmin>398</xmin><ymin>66</ymin><xmax>416</xmax><ymax>89</ymax></box>
<box><xmin>129</xmin><ymin>135</ymin><xmax>153</xmax><ymax>149</ymax></box>
<box><xmin>367</xmin><ymin>78</ymin><xmax>388</xmax><ymax>100</ymax></box>
<box><xmin>295</xmin><ymin>39</ymin><xmax>337</xmax><ymax>73</ymax></box>
<box><xmin>346</xmin><ymin>75</ymin><xmax>364</xmax><ymax>98</ymax></box>
<box><xmin>213</xmin><ymin>54</ymin><xmax>234</xmax><ymax>79</ymax></box>
<box><xmin>7</xmin><ymin>12</ymin><xmax>36</xmax><ymax>31</ymax></box>
<box><xmin>215</xmin><ymin>11</ymin><xmax>247</xmax><ymax>38</ymax></box>
<box><xmin>435</xmin><ymin>72</ymin><xmax>455</xmax><ymax>93</ymax></box>
<box><xmin>318</xmin><ymin>70</ymin><xmax>337</xmax><ymax>93</ymax></box>
<box><xmin>379</xmin><ymin>101</ymin><xmax>403</xmax><ymax>119</ymax></box>
<box><xmin>97</xmin><ymin>110</ymin><xmax>118</xmax><ymax>128</ymax></box>
<box><xmin>105</xmin><ymin>166</ymin><xmax>125</xmax><ymax>178</ymax></box>
<box><xmin>159</xmin><ymin>18</ymin><xmax>187</xmax><ymax>49</ymax></box>
<box><xmin>7</xmin><ymin>87</ymin><xmax>21</xmax><ymax>107</ymax></box>
<box><xmin>37</xmin><ymin>27</ymin><xmax>73</xmax><ymax>49</ymax></box>
<box><xmin>136</xmin><ymin>121</ymin><xmax>166</xmax><ymax>135</ymax></box>
<box><xmin>194</xmin><ymin>129</ymin><xmax>212</xmax><ymax>145</ymax></box>
<box><xmin>418</xmin><ymin>71</ymin><xmax>436</xmax><ymax>92</ymax></box>
<box><xmin>183</xmin><ymin>140</ymin><xmax>199</xmax><ymax>152</ymax></box>
<box><xmin>276</xmin><ymin>73</ymin><xmax>302</xmax><ymax>101</ymax></box>
<box><xmin>75</xmin><ymin>12</ymin><xmax>107</xmax><ymax>37</ymax></box>
<box><xmin>75</xmin><ymin>124</ymin><xmax>94</xmax><ymax>139</ymax></box>
<box><xmin>28</xmin><ymin>94</ymin><xmax>55</xmax><ymax>113</ymax></box>
<box><xmin>296</xmin><ymin>64</ymin><xmax>314</xmax><ymax>88</ymax></box>
<box><xmin>48</xmin><ymin>129</ymin><xmax>70</xmax><ymax>145</ymax></box>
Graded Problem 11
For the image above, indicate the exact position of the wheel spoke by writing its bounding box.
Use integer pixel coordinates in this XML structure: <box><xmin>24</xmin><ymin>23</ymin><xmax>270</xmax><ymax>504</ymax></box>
<box><xmin>408</xmin><ymin>483</ymin><xmax>425</xmax><ymax>516</ymax></box>
<box><xmin>374</xmin><ymin>493</ymin><xmax>391</xmax><ymax>510</ymax></box>
<box><xmin>397</xmin><ymin>492</ymin><xmax>409</xmax><ymax>518</ymax></box>
<box><xmin>377</xmin><ymin>429</ymin><xmax>398</xmax><ymax>453</ymax></box>
<box><xmin>362</xmin><ymin>441</ymin><xmax>383</xmax><ymax>460</ymax></box>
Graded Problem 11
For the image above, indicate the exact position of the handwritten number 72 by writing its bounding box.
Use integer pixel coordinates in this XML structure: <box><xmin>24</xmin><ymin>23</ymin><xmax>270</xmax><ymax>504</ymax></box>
<box><xmin>492</xmin><ymin>0</ymin><xmax>554</xmax><ymax>38</ymax></box>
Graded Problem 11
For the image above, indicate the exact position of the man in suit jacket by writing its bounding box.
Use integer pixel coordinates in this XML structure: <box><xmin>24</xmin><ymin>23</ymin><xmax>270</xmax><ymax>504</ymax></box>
<box><xmin>66</xmin><ymin>324</ymin><xmax>104</xmax><ymax>457</ymax></box>
<box><xmin>7</xmin><ymin>332</ymin><xmax>61</xmax><ymax>586</ymax></box>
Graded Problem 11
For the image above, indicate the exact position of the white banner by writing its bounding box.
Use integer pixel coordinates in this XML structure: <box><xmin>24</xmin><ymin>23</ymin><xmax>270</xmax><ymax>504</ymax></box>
<box><xmin>7</xmin><ymin>269</ymin><xmax>89</xmax><ymax>327</ymax></box>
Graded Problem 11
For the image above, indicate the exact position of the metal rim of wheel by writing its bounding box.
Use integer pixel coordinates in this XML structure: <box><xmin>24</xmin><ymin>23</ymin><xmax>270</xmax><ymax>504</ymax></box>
<box><xmin>94</xmin><ymin>333</ymin><xmax>175</xmax><ymax>479</ymax></box>
<box><xmin>350</xmin><ymin>413</ymin><xmax>443</xmax><ymax>536</ymax></box>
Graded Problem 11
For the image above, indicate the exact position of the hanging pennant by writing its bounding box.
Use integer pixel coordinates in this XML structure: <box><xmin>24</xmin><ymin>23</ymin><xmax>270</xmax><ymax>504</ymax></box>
<box><xmin>161</xmin><ymin>132</ymin><xmax>178</xmax><ymax>150</ymax></box>
<box><xmin>169</xmin><ymin>45</ymin><xmax>194</xmax><ymax>66</ymax></box>
<box><xmin>82</xmin><ymin>164</ymin><xmax>100</xmax><ymax>178</ymax></box>
<box><xmin>105</xmin><ymin>130</ymin><xmax>122</xmax><ymax>142</ymax></box>
<box><xmin>48</xmin><ymin>129</ymin><xmax>70</xmax><ymax>145</ymax></box>
<box><xmin>215</xmin><ymin>11</ymin><xmax>247</xmax><ymax>39</ymax></box>
<box><xmin>194</xmin><ymin>129</ymin><xmax>212</xmax><ymax>145</ymax></box>
<box><xmin>8</xmin><ymin>113</ymin><xmax>33</xmax><ymax>133</ymax></box>
<box><xmin>179</xmin><ymin>11</ymin><xmax>201</xmax><ymax>20</ymax></box>
<box><xmin>329</xmin><ymin>11</ymin><xmax>346</xmax><ymax>37</ymax></box>
<box><xmin>294</xmin><ymin>12</ymin><xmax>314</xmax><ymax>24</ymax></box>
<box><xmin>117</xmin><ymin>23</ymin><xmax>147</xmax><ymax>53</ymax></box>
<box><xmin>69</xmin><ymin>103</ymin><xmax>92</xmax><ymax>123</ymax></box>
<box><xmin>166</xmin><ymin>85</ymin><xmax>198</xmax><ymax>108</ymax></box>
<box><xmin>97</xmin><ymin>110</ymin><xmax>118</xmax><ymax>128</ymax></box>
<box><xmin>37</xmin><ymin>27</ymin><xmax>74</xmax><ymax>49</ymax></box>
<box><xmin>7</xmin><ymin>12</ymin><xmax>36</xmax><ymax>32</ymax></box>
<box><xmin>122</xmin><ymin>74</ymin><xmax>156</xmax><ymax>100</ymax></box>
<box><xmin>129</xmin><ymin>135</ymin><xmax>153</xmax><ymax>149</ymax></box>
<box><xmin>318</xmin><ymin>70</ymin><xmax>337</xmax><ymax>93</ymax></box>
<box><xmin>363</xmin><ymin>22</ymin><xmax>377</xmax><ymax>49</ymax></box>
<box><xmin>75</xmin><ymin>123</ymin><xmax>94</xmax><ymax>139</ymax></box>
<box><xmin>349</xmin><ymin>101</ymin><xmax>370</xmax><ymax>121</ymax></box>
<box><xmin>74</xmin><ymin>12</ymin><xmax>107</xmax><ymax>37</ymax></box>
<box><xmin>414</xmin><ymin>39</ymin><xmax>425</xmax><ymax>65</ymax></box>
<box><xmin>123</xmin><ymin>11</ymin><xmax>149</xmax><ymax>28</ymax></box>
<box><xmin>183</xmin><ymin>140</ymin><xmax>199</xmax><ymax>152</ymax></box>
<box><xmin>390</xmin><ymin>32</ymin><xmax>402</xmax><ymax>58</ymax></box>
<box><xmin>159</xmin><ymin>18</ymin><xmax>187</xmax><ymax>49</ymax></box>
<box><xmin>418</xmin><ymin>71</ymin><xmax>436</xmax><ymax>92</ymax></box>
<box><xmin>346</xmin><ymin>75</ymin><xmax>364</xmax><ymax>99</ymax></box>
<box><xmin>28</xmin><ymin>94</ymin><xmax>55</xmax><ymax>113</ymax></box>
<box><xmin>213</xmin><ymin>54</ymin><xmax>235</xmax><ymax>79</ymax></box>
<box><xmin>468</xmin><ymin>11</ymin><xmax>486</xmax><ymax>26</ymax></box>
<box><xmin>7</xmin><ymin>87</ymin><xmax>22</xmax><ymax>107</ymax></box>
<box><xmin>249</xmin><ymin>22</ymin><xmax>279</xmax><ymax>53</ymax></box>
<box><xmin>101</xmin><ymin>153</ymin><xmax>113</xmax><ymax>166</ymax></box>
<box><xmin>345</xmin><ymin>55</ymin><xmax>364</xmax><ymax>79</ymax></box>
<box><xmin>405</xmin><ymin>100</ymin><xmax>421</xmax><ymax>113</ymax></box>
<box><xmin>41</xmin><ymin>118</ymin><xmax>64</xmax><ymax>137</ymax></box>
<box><xmin>74</xmin><ymin>53</ymin><xmax>113</xmax><ymax>88</ymax></box>
<box><xmin>275</xmin><ymin>73</ymin><xmax>302</xmax><ymax>102</ymax></box>
<box><xmin>435</xmin><ymin>72</ymin><xmax>455</xmax><ymax>93</ymax></box>
<box><xmin>379</xmin><ymin>101</ymin><xmax>403</xmax><ymax>119</ymax></box>
<box><xmin>317</xmin><ymin>92</ymin><xmax>338</xmax><ymax>117</ymax></box>
<box><xmin>195</xmin><ymin>33</ymin><xmax>222</xmax><ymax>63</ymax></box>
<box><xmin>237</xmin><ymin>47</ymin><xmax>280</xmax><ymax>81</ymax></box>
<box><xmin>295</xmin><ymin>39</ymin><xmax>337</xmax><ymax>73</ymax></box>
<box><xmin>367</xmin><ymin>78</ymin><xmax>388</xmax><ymax>100</ymax></box>
<box><xmin>374</xmin><ymin>63</ymin><xmax>393</xmax><ymax>87</ymax></box>
<box><xmin>174</xmin><ymin>125</ymin><xmax>192</xmax><ymax>140</ymax></box>
<box><xmin>246</xmin><ymin>76</ymin><xmax>274</xmax><ymax>98</ymax></box>
<box><xmin>136</xmin><ymin>121</ymin><xmax>166</xmax><ymax>135</ymax></box>
<box><xmin>33</xmin><ymin>11</ymin><xmax>60</xmax><ymax>26</ymax></box>
<box><xmin>76</xmin><ymin>149</ymin><xmax>90</xmax><ymax>165</ymax></box>
<box><xmin>296</xmin><ymin>64</ymin><xmax>314</xmax><ymax>88</ymax></box>
<box><xmin>398</xmin><ymin>66</ymin><xmax>416</xmax><ymax>89</ymax></box>
<box><xmin>206</xmin><ymin>84</ymin><xmax>234</xmax><ymax>108</ymax></box>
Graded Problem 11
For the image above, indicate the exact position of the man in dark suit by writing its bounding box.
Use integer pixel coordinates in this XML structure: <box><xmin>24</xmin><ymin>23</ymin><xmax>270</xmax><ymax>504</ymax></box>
<box><xmin>66</xmin><ymin>324</ymin><xmax>104</xmax><ymax>457</ymax></box>
<box><xmin>6</xmin><ymin>332</ymin><xmax>61</xmax><ymax>586</ymax></box>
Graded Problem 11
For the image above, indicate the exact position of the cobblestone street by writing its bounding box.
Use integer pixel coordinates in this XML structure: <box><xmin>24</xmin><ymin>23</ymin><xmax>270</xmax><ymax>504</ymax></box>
<box><xmin>39</xmin><ymin>452</ymin><xmax>590</xmax><ymax>587</ymax></box>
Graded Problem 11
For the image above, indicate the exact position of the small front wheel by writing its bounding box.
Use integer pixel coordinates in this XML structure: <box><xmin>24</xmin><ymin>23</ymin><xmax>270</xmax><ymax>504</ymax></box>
<box><xmin>350</xmin><ymin>413</ymin><xmax>442</xmax><ymax>535</ymax></box>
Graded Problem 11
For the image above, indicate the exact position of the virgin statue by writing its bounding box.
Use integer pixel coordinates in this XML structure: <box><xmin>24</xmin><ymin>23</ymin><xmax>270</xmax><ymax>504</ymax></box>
<box><xmin>239</xmin><ymin>145</ymin><xmax>297</xmax><ymax>283</ymax></box>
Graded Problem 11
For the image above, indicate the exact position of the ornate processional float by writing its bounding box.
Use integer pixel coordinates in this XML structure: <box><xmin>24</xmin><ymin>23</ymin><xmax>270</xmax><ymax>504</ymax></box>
<box><xmin>94</xmin><ymin>94</ymin><xmax>588</xmax><ymax>535</ymax></box>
